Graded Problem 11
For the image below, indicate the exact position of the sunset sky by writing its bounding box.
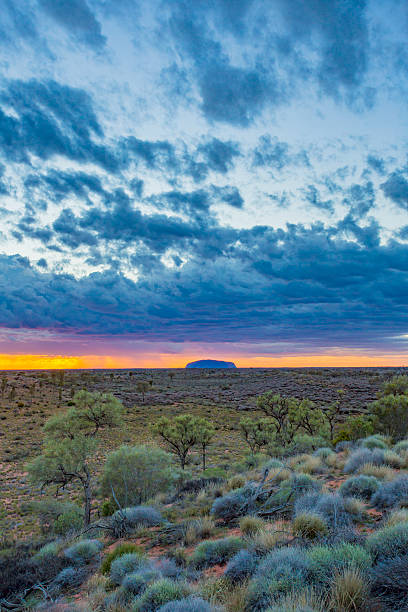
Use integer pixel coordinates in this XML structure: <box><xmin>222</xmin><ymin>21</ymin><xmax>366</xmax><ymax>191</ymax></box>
<box><xmin>0</xmin><ymin>0</ymin><xmax>407</xmax><ymax>369</ymax></box>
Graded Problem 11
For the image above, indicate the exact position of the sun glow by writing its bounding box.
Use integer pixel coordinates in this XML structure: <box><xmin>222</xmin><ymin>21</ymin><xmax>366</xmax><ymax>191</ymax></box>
<box><xmin>0</xmin><ymin>352</ymin><xmax>406</xmax><ymax>370</ymax></box>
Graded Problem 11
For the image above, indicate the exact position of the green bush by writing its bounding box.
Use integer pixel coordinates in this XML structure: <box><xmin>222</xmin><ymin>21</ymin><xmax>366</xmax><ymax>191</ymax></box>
<box><xmin>306</xmin><ymin>543</ymin><xmax>371</xmax><ymax>587</ymax></box>
<box><xmin>202</xmin><ymin>467</ymin><xmax>227</xmax><ymax>479</ymax></box>
<box><xmin>189</xmin><ymin>537</ymin><xmax>244</xmax><ymax>569</ymax></box>
<box><xmin>102</xmin><ymin>445</ymin><xmax>177</xmax><ymax>507</ymax></box>
<box><xmin>334</xmin><ymin>415</ymin><xmax>374</xmax><ymax>444</ymax></box>
<box><xmin>54</xmin><ymin>507</ymin><xmax>84</xmax><ymax>535</ymax></box>
<box><xmin>64</xmin><ymin>539</ymin><xmax>103</xmax><ymax>565</ymax></box>
<box><xmin>339</xmin><ymin>475</ymin><xmax>380</xmax><ymax>500</ymax></box>
<box><xmin>370</xmin><ymin>394</ymin><xmax>408</xmax><ymax>441</ymax></box>
<box><xmin>366</xmin><ymin>523</ymin><xmax>408</xmax><ymax>561</ymax></box>
<box><xmin>101</xmin><ymin>542</ymin><xmax>143</xmax><ymax>575</ymax></box>
<box><xmin>133</xmin><ymin>578</ymin><xmax>191</xmax><ymax>611</ymax></box>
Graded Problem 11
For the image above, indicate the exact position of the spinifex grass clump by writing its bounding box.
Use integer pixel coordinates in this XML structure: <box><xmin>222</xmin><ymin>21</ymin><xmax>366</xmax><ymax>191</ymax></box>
<box><xmin>339</xmin><ymin>475</ymin><xmax>380</xmax><ymax>500</ymax></box>
<box><xmin>247</xmin><ymin>546</ymin><xmax>310</xmax><ymax>610</ymax></box>
<box><xmin>370</xmin><ymin>554</ymin><xmax>408</xmax><ymax>610</ymax></box>
<box><xmin>224</xmin><ymin>549</ymin><xmax>258</xmax><ymax>582</ymax></box>
<box><xmin>344</xmin><ymin>449</ymin><xmax>386</xmax><ymax>474</ymax></box>
<box><xmin>132</xmin><ymin>578</ymin><xmax>192</xmax><ymax>611</ymax></box>
<box><xmin>292</xmin><ymin>512</ymin><xmax>328</xmax><ymax>540</ymax></box>
<box><xmin>64</xmin><ymin>539</ymin><xmax>103</xmax><ymax>565</ymax></box>
<box><xmin>158</xmin><ymin>597</ymin><xmax>220</xmax><ymax>612</ymax></box>
<box><xmin>366</xmin><ymin>523</ymin><xmax>408</xmax><ymax>561</ymax></box>
<box><xmin>101</xmin><ymin>542</ymin><xmax>143</xmax><ymax>575</ymax></box>
<box><xmin>210</xmin><ymin>482</ymin><xmax>257</xmax><ymax>520</ymax></box>
<box><xmin>305</xmin><ymin>543</ymin><xmax>371</xmax><ymax>588</ymax></box>
<box><xmin>371</xmin><ymin>474</ymin><xmax>408</xmax><ymax>509</ymax></box>
<box><xmin>111</xmin><ymin>505</ymin><xmax>163</xmax><ymax>538</ymax></box>
<box><xmin>189</xmin><ymin>537</ymin><xmax>244</xmax><ymax>569</ymax></box>
<box><xmin>110</xmin><ymin>552</ymin><xmax>149</xmax><ymax>585</ymax></box>
<box><xmin>294</xmin><ymin>493</ymin><xmax>352</xmax><ymax>529</ymax></box>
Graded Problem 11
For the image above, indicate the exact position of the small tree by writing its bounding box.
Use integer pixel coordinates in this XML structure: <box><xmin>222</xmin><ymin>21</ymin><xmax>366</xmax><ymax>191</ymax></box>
<box><xmin>27</xmin><ymin>390</ymin><xmax>124</xmax><ymax>526</ymax></box>
<box><xmin>382</xmin><ymin>374</ymin><xmax>408</xmax><ymax>397</ymax></box>
<box><xmin>256</xmin><ymin>392</ymin><xmax>299</xmax><ymax>445</ymax></box>
<box><xmin>195</xmin><ymin>418</ymin><xmax>216</xmax><ymax>471</ymax></box>
<box><xmin>136</xmin><ymin>381</ymin><xmax>150</xmax><ymax>403</ymax></box>
<box><xmin>289</xmin><ymin>399</ymin><xmax>327</xmax><ymax>438</ymax></box>
<box><xmin>239</xmin><ymin>417</ymin><xmax>275</xmax><ymax>454</ymax></box>
<box><xmin>370</xmin><ymin>394</ymin><xmax>408</xmax><ymax>441</ymax></box>
<box><xmin>322</xmin><ymin>390</ymin><xmax>344</xmax><ymax>443</ymax></box>
<box><xmin>1</xmin><ymin>376</ymin><xmax>7</xmax><ymax>399</ymax></box>
<box><xmin>151</xmin><ymin>414</ymin><xmax>199</xmax><ymax>469</ymax></box>
<box><xmin>334</xmin><ymin>414</ymin><xmax>374</xmax><ymax>445</ymax></box>
<box><xmin>102</xmin><ymin>445</ymin><xmax>176</xmax><ymax>507</ymax></box>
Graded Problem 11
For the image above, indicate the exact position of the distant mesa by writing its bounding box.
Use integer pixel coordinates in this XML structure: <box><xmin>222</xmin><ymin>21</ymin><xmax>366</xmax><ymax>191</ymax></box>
<box><xmin>185</xmin><ymin>359</ymin><xmax>237</xmax><ymax>369</ymax></box>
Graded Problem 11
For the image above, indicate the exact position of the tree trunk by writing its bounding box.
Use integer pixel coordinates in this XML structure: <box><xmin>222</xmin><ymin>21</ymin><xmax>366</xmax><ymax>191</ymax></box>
<box><xmin>83</xmin><ymin>469</ymin><xmax>92</xmax><ymax>527</ymax></box>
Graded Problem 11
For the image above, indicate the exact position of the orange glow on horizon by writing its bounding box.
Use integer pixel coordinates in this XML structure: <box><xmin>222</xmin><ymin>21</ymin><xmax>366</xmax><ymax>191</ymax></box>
<box><xmin>0</xmin><ymin>352</ymin><xmax>406</xmax><ymax>369</ymax></box>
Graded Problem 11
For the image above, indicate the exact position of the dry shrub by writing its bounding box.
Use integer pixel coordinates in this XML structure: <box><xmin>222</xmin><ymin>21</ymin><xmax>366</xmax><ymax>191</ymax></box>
<box><xmin>358</xmin><ymin>463</ymin><xmax>395</xmax><ymax>481</ymax></box>
<box><xmin>223</xmin><ymin>580</ymin><xmax>249</xmax><ymax>612</ymax></box>
<box><xmin>329</xmin><ymin>567</ymin><xmax>369</xmax><ymax>611</ymax></box>
<box><xmin>385</xmin><ymin>508</ymin><xmax>408</xmax><ymax>527</ymax></box>
<box><xmin>327</xmin><ymin>453</ymin><xmax>345</xmax><ymax>470</ymax></box>
<box><xmin>299</xmin><ymin>456</ymin><xmax>325</xmax><ymax>474</ymax></box>
<box><xmin>245</xmin><ymin>528</ymin><xmax>288</xmax><ymax>555</ymax></box>
<box><xmin>292</xmin><ymin>512</ymin><xmax>328</xmax><ymax>540</ymax></box>
<box><xmin>185</xmin><ymin>516</ymin><xmax>215</xmax><ymax>545</ymax></box>
<box><xmin>227</xmin><ymin>475</ymin><xmax>246</xmax><ymax>490</ymax></box>
<box><xmin>239</xmin><ymin>515</ymin><xmax>266</xmax><ymax>536</ymax></box>
<box><xmin>267</xmin><ymin>587</ymin><xmax>327</xmax><ymax>611</ymax></box>
<box><xmin>266</xmin><ymin>467</ymin><xmax>292</xmax><ymax>483</ymax></box>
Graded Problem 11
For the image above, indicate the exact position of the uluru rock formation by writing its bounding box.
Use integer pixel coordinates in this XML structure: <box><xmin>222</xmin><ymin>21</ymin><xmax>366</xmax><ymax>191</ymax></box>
<box><xmin>185</xmin><ymin>359</ymin><xmax>237</xmax><ymax>369</ymax></box>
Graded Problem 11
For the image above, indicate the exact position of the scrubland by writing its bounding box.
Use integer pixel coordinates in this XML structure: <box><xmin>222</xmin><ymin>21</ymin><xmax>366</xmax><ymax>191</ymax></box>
<box><xmin>1</xmin><ymin>367</ymin><xmax>408</xmax><ymax>611</ymax></box>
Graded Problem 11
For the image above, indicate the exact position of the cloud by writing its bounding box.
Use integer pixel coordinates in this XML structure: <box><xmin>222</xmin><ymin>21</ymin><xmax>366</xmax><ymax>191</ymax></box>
<box><xmin>197</xmin><ymin>138</ymin><xmax>240</xmax><ymax>174</ymax></box>
<box><xmin>367</xmin><ymin>154</ymin><xmax>386</xmax><ymax>175</ymax></box>
<box><xmin>303</xmin><ymin>185</ymin><xmax>334</xmax><ymax>213</ymax></box>
<box><xmin>39</xmin><ymin>0</ymin><xmax>106</xmax><ymax>49</ymax></box>
<box><xmin>0</xmin><ymin>79</ymin><xmax>119</xmax><ymax>171</ymax></box>
<box><xmin>168</xmin><ymin>8</ymin><xmax>281</xmax><ymax>126</ymax></box>
<box><xmin>343</xmin><ymin>181</ymin><xmax>375</xmax><ymax>218</ymax></box>
<box><xmin>381</xmin><ymin>170</ymin><xmax>408</xmax><ymax>210</ymax></box>
<box><xmin>253</xmin><ymin>135</ymin><xmax>310</xmax><ymax>170</ymax></box>
<box><xmin>276</xmin><ymin>0</ymin><xmax>371</xmax><ymax>103</ymax></box>
<box><xmin>0</xmin><ymin>223</ymin><xmax>407</xmax><ymax>350</ymax></box>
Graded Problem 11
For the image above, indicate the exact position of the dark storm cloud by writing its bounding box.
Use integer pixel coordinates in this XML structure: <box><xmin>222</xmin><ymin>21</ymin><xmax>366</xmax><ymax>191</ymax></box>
<box><xmin>39</xmin><ymin>0</ymin><xmax>106</xmax><ymax>49</ymax></box>
<box><xmin>0</xmin><ymin>224</ymin><xmax>407</xmax><ymax>348</ymax></box>
<box><xmin>381</xmin><ymin>170</ymin><xmax>408</xmax><ymax>210</ymax></box>
<box><xmin>0</xmin><ymin>80</ymin><xmax>119</xmax><ymax>171</ymax></box>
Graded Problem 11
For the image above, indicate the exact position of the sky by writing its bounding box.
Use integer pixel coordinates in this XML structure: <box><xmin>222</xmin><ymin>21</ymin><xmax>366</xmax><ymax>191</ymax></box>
<box><xmin>0</xmin><ymin>0</ymin><xmax>408</xmax><ymax>368</ymax></box>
